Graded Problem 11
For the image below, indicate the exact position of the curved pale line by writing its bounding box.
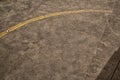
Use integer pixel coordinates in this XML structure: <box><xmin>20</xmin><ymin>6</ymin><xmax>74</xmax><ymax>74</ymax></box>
<box><xmin>0</xmin><ymin>10</ymin><xmax>112</xmax><ymax>38</ymax></box>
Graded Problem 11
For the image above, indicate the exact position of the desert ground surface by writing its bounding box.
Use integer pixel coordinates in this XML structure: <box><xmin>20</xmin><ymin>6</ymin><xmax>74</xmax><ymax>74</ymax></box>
<box><xmin>0</xmin><ymin>0</ymin><xmax>120</xmax><ymax>80</ymax></box>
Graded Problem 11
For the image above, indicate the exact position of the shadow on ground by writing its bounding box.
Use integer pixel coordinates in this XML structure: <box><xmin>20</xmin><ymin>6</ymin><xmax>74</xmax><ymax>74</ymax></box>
<box><xmin>96</xmin><ymin>47</ymin><xmax>120</xmax><ymax>80</ymax></box>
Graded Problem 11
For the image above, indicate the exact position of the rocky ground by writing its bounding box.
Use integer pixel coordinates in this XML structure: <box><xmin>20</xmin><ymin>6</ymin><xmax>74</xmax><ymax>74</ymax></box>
<box><xmin>0</xmin><ymin>0</ymin><xmax>120</xmax><ymax>80</ymax></box>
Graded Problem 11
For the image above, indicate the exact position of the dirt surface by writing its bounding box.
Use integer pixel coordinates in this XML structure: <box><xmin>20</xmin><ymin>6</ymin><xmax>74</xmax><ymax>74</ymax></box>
<box><xmin>0</xmin><ymin>0</ymin><xmax>120</xmax><ymax>80</ymax></box>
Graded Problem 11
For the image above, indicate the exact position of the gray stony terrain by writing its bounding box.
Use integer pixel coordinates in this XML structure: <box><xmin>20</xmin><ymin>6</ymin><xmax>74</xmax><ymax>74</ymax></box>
<box><xmin>0</xmin><ymin>0</ymin><xmax>120</xmax><ymax>80</ymax></box>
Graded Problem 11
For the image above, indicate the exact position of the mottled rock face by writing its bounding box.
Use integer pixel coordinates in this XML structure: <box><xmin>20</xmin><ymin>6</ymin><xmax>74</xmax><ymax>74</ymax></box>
<box><xmin>0</xmin><ymin>0</ymin><xmax>120</xmax><ymax>80</ymax></box>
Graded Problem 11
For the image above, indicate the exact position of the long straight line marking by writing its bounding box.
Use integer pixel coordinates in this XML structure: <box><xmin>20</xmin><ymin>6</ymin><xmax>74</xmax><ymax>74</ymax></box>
<box><xmin>0</xmin><ymin>10</ymin><xmax>112</xmax><ymax>38</ymax></box>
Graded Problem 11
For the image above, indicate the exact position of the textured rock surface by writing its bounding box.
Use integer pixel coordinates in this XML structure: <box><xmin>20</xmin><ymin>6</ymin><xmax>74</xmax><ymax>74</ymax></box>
<box><xmin>0</xmin><ymin>0</ymin><xmax>120</xmax><ymax>80</ymax></box>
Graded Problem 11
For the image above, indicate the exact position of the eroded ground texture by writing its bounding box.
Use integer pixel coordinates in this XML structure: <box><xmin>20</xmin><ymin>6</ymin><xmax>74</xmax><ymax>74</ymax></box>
<box><xmin>0</xmin><ymin>0</ymin><xmax>120</xmax><ymax>80</ymax></box>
